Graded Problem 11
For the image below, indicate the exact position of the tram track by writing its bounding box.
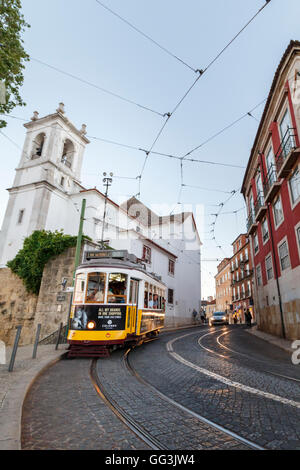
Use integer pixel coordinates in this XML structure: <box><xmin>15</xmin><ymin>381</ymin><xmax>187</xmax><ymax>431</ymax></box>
<box><xmin>90</xmin><ymin>333</ymin><xmax>264</xmax><ymax>450</ymax></box>
<box><xmin>90</xmin><ymin>357</ymin><xmax>167</xmax><ymax>450</ymax></box>
<box><xmin>124</xmin><ymin>347</ymin><xmax>264</xmax><ymax>450</ymax></box>
<box><xmin>197</xmin><ymin>328</ymin><xmax>300</xmax><ymax>384</ymax></box>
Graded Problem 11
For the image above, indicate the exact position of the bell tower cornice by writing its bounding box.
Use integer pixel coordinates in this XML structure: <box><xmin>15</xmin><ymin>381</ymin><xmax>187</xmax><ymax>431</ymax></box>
<box><xmin>23</xmin><ymin>110</ymin><xmax>90</xmax><ymax>145</ymax></box>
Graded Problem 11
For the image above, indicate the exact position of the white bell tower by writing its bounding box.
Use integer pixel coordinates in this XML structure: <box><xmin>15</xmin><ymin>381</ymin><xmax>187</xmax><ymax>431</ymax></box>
<box><xmin>0</xmin><ymin>103</ymin><xmax>90</xmax><ymax>267</ymax></box>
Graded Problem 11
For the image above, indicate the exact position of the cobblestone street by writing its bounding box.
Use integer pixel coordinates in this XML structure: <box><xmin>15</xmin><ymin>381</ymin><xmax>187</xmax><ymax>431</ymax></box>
<box><xmin>21</xmin><ymin>326</ymin><xmax>300</xmax><ymax>450</ymax></box>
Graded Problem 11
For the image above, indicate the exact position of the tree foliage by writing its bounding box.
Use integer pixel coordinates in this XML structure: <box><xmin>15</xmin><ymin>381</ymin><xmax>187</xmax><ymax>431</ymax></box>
<box><xmin>0</xmin><ymin>0</ymin><xmax>30</xmax><ymax>128</ymax></box>
<box><xmin>7</xmin><ymin>230</ymin><xmax>79</xmax><ymax>295</ymax></box>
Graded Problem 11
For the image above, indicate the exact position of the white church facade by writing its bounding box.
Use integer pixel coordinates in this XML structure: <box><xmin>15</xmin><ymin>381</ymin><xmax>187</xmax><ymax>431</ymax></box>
<box><xmin>0</xmin><ymin>104</ymin><xmax>202</xmax><ymax>327</ymax></box>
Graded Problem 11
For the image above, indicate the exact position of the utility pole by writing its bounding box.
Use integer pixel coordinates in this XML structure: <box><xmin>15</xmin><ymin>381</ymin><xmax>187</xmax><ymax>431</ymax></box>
<box><xmin>73</xmin><ymin>198</ymin><xmax>86</xmax><ymax>286</ymax></box>
<box><xmin>65</xmin><ymin>198</ymin><xmax>86</xmax><ymax>340</ymax></box>
<box><xmin>101</xmin><ymin>172</ymin><xmax>113</xmax><ymax>248</ymax></box>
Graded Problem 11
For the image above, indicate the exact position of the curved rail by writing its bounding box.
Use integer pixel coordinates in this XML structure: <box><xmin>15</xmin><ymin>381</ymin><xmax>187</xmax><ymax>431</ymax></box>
<box><xmin>90</xmin><ymin>358</ymin><xmax>168</xmax><ymax>450</ymax></box>
<box><xmin>198</xmin><ymin>328</ymin><xmax>300</xmax><ymax>383</ymax></box>
<box><xmin>124</xmin><ymin>347</ymin><xmax>265</xmax><ymax>451</ymax></box>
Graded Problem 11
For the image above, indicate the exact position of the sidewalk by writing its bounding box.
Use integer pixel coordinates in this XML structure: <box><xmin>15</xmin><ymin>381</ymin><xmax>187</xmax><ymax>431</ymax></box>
<box><xmin>0</xmin><ymin>343</ymin><xmax>68</xmax><ymax>450</ymax></box>
<box><xmin>245</xmin><ymin>325</ymin><xmax>294</xmax><ymax>354</ymax></box>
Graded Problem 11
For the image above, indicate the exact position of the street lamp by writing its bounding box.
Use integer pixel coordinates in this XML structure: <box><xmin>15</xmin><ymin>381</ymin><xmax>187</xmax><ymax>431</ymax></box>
<box><xmin>101</xmin><ymin>172</ymin><xmax>113</xmax><ymax>248</ymax></box>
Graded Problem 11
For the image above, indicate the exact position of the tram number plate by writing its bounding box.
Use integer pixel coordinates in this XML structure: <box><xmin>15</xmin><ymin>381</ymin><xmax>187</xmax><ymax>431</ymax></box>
<box><xmin>72</xmin><ymin>305</ymin><xmax>126</xmax><ymax>330</ymax></box>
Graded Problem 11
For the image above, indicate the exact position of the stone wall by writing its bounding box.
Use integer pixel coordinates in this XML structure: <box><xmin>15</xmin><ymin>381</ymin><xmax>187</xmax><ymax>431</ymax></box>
<box><xmin>257</xmin><ymin>300</ymin><xmax>300</xmax><ymax>341</ymax></box>
<box><xmin>0</xmin><ymin>245</ymin><xmax>87</xmax><ymax>346</ymax></box>
<box><xmin>33</xmin><ymin>246</ymin><xmax>78</xmax><ymax>340</ymax></box>
<box><xmin>0</xmin><ymin>268</ymin><xmax>38</xmax><ymax>345</ymax></box>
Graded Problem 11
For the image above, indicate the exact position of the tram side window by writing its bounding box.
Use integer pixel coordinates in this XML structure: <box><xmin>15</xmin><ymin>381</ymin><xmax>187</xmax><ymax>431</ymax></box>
<box><xmin>107</xmin><ymin>273</ymin><xmax>127</xmax><ymax>303</ymax></box>
<box><xmin>153</xmin><ymin>286</ymin><xmax>158</xmax><ymax>309</ymax></box>
<box><xmin>86</xmin><ymin>273</ymin><xmax>106</xmax><ymax>303</ymax></box>
<box><xmin>158</xmin><ymin>288</ymin><xmax>162</xmax><ymax>310</ymax></box>
<box><xmin>74</xmin><ymin>274</ymin><xmax>86</xmax><ymax>303</ymax></box>
<box><xmin>144</xmin><ymin>282</ymin><xmax>148</xmax><ymax>308</ymax></box>
<box><xmin>148</xmin><ymin>284</ymin><xmax>153</xmax><ymax>308</ymax></box>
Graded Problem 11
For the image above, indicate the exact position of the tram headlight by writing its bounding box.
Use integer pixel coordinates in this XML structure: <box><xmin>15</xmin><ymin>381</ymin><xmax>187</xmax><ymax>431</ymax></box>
<box><xmin>87</xmin><ymin>320</ymin><xmax>96</xmax><ymax>330</ymax></box>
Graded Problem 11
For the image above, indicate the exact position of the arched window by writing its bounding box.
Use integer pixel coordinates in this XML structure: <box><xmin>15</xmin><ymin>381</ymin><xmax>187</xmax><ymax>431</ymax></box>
<box><xmin>31</xmin><ymin>133</ymin><xmax>45</xmax><ymax>159</ymax></box>
<box><xmin>61</xmin><ymin>139</ymin><xmax>74</xmax><ymax>168</ymax></box>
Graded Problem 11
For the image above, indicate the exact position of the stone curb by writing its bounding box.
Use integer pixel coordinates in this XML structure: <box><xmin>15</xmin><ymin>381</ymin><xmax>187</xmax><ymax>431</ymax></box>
<box><xmin>245</xmin><ymin>326</ymin><xmax>293</xmax><ymax>354</ymax></box>
<box><xmin>0</xmin><ymin>348</ymin><xmax>67</xmax><ymax>450</ymax></box>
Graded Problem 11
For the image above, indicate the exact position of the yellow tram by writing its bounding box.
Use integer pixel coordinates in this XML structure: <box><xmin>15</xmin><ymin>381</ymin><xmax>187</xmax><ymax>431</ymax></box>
<box><xmin>67</xmin><ymin>250</ymin><xmax>166</xmax><ymax>357</ymax></box>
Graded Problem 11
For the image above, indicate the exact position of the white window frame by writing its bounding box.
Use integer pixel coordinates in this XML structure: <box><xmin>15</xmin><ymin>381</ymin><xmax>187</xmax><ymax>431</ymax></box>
<box><xmin>261</xmin><ymin>217</ymin><xmax>269</xmax><ymax>245</ymax></box>
<box><xmin>295</xmin><ymin>222</ymin><xmax>300</xmax><ymax>261</ymax></box>
<box><xmin>253</xmin><ymin>232</ymin><xmax>259</xmax><ymax>255</ymax></box>
<box><xmin>288</xmin><ymin>163</ymin><xmax>300</xmax><ymax>209</ymax></box>
<box><xmin>168</xmin><ymin>259</ymin><xmax>175</xmax><ymax>276</ymax></box>
<box><xmin>272</xmin><ymin>196</ymin><xmax>284</xmax><ymax>229</ymax></box>
<box><xmin>256</xmin><ymin>264</ymin><xmax>262</xmax><ymax>286</ymax></box>
<box><xmin>277</xmin><ymin>236</ymin><xmax>291</xmax><ymax>274</ymax></box>
<box><xmin>265</xmin><ymin>253</ymin><xmax>274</xmax><ymax>281</ymax></box>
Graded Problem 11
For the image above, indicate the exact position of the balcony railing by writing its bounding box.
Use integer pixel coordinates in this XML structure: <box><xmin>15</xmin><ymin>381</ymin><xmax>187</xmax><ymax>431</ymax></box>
<box><xmin>247</xmin><ymin>212</ymin><xmax>257</xmax><ymax>235</ymax></box>
<box><xmin>254</xmin><ymin>191</ymin><xmax>267</xmax><ymax>221</ymax></box>
<box><xmin>263</xmin><ymin>163</ymin><xmax>281</xmax><ymax>203</ymax></box>
<box><xmin>275</xmin><ymin>127</ymin><xmax>299</xmax><ymax>177</ymax></box>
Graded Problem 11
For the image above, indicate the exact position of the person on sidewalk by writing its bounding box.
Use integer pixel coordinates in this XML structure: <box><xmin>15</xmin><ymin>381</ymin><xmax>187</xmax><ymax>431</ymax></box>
<box><xmin>192</xmin><ymin>309</ymin><xmax>198</xmax><ymax>323</ymax></box>
<box><xmin>246</xmin><ymin>309</ymin><xmax>252</xmax><ymax>327</ymax></box>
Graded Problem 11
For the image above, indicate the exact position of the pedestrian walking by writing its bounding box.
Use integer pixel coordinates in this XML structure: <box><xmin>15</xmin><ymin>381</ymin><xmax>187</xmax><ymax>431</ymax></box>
<box><xmin>246</xmin><ymin>309</ymin><xmax>252</xmax><ymax>327</ymax></box>
<box><xmin>192</xmin><ymin>308</ymin><xmax>198</xmax><ymax>322</ymax></box>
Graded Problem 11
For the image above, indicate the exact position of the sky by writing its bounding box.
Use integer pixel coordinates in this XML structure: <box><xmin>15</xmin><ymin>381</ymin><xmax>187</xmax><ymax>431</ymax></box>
<box><xmin>1</xmin><ymin>0</ymin><xmax>300</xmax><ymax>299</ymax></box>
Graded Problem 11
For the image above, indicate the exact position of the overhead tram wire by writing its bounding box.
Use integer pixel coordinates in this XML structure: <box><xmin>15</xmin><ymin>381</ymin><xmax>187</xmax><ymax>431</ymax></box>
<box><xmin>1</xmin><ymin>91</ymin><xmax>267</xmax><ymax>171</ymax></box>
<box><xmin>135</xmin><ymin>1</ymin><xmax>272</xmax><ymax>196</ymax></box>
<box><xmin>94</xmin><ymin>0</ymin><xmax>197</xmax><ymax>73</ymax></box>
<box><xmin>30</xmin><ymin>58</ymin><xmax>165</xmax><ymax>118</ymax></box>
<box><xmin>181</xmin><ymin>98</ymin><xmax>267</xmax><ymax>160</ymax></box>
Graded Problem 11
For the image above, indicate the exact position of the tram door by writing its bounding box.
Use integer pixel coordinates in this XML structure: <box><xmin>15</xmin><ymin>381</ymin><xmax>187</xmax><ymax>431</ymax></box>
<box><xmin>128</xmin><ymin>279</ymin><xmax>139</xmax><ymax>334</ymax></box>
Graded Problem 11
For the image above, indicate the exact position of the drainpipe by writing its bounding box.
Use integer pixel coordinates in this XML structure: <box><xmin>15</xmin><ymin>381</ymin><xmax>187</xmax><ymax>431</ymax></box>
<box><xmin>258</xmin><ymin>152</ymin><xmax>286</xmax><ymax>338</ymax></box>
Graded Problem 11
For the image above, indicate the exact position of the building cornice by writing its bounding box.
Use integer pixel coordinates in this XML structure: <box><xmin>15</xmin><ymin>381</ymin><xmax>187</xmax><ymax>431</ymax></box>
<box><xmin>241</xmin><ymin>40</ymin><xmax>300</xmax><ymax>196</ymax></box>
<box><xmin>24</xmin><ymin>112</ymin><xmax>90</xmax><ymax>144</ymax></box>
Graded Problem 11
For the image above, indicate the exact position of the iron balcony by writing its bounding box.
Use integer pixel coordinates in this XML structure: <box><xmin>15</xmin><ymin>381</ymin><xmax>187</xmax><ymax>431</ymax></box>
<box><xmin>275</xmin><ymin>127</ymin><xmax>300</xmax><ymax>178</ymax></box>
<box><xmin>263</xmin><ymin>163</ymin><xmax>282</xmax><ymax>203</ymax></box>
<box><xmin>247</xmin><ymin>213</ymin><xmax>258</xmax><ymax>235</ymax></box>
<box><xmin>254</xmin><ymin>191</ymin><xmax>267</xmax><ymax>222</ymax></box>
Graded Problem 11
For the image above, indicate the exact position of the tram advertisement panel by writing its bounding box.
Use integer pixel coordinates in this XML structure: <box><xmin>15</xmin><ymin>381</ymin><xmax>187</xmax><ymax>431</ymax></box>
<box><xmin>71</xmin><ymin>305</ymin><xmax>126</xmax><ymax>331</ymax></box>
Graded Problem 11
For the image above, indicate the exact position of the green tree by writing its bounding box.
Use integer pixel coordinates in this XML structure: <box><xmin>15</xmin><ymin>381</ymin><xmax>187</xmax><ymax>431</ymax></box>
<box><xmin>0</xmin><ymin>0</ymin><xmax>30</xmax><ymax>128</ymax></box>
<box><xmin>7</xmin><ymin>230</ymin><xmax>79</xmax><ymax>295</ymax></box>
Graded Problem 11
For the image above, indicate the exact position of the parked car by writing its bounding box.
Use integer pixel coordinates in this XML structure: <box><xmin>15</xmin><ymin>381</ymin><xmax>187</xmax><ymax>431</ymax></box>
<box><xmin>209</xmin><ymin>311</ymin><xmax>228</xmax><ymax>326</ymax></box>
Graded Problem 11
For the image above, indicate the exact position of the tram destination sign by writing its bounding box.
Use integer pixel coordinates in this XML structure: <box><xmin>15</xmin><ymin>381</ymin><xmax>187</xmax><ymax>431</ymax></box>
<box><xmin>85</xmin><ymin>250</ymin><xmax>137</xmax><ymax>263</ymax></box>
<box><xmin>85</xmin><ymin>250</ymin><xmax>128</xmax><ymax>260</ymax></box>
<box><xmin>72</xmin><ymin>305</ymin><xmax>126</xmax><ymax>331</ymax></box>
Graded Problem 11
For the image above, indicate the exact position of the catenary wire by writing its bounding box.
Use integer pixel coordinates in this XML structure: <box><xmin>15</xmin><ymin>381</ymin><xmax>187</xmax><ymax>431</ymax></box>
<box><xmin>31</xmin><ymin>57</ymin><xmax>165</xmax><ymax>117</ymax></box>
<box><xmin>94</xmin><ymin>0</ymin><xmax>197</xmax><ymax>73</ymax></box>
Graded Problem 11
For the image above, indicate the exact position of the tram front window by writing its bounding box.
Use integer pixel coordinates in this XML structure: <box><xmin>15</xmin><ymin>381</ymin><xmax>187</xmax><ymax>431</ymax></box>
<box><xmin>107</xmin><ymin>273</ymin><xmax>127</xmax><ymax>303</ymax></box>
<box><xmin>86</xmin><ymin>272</ymin><xmax>106</xmax><ymax>303</ymax></box>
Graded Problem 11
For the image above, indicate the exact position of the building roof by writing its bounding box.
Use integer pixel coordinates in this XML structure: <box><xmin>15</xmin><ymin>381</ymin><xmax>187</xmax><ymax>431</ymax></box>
<box><xmin>231</xmin><ymin>233</ymin><xmax>247</xmax><ymax>246</ymax></box>
<box><xmin>120</xmin><ymin>196</ymin><xmax>192</xmax><ymax>226</ymax></box>
<box><xmin>241</xmin><ymin>40</ymin><xmax>300</xmax><ymax>195</ymax></box>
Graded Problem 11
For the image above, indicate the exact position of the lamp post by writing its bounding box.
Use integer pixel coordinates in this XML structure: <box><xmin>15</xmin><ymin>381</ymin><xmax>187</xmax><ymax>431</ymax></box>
<box><xmin>101</xmin><ymin>172</ymin><xmax>113</xmax><ymax>248</ymax></box>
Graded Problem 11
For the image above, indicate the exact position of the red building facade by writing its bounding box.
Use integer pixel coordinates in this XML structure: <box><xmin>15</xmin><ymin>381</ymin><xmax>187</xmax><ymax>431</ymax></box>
<box><xmin>242</xmin><ymin>41</ymin><xmax>300</xmax><ymax>340</ymax></box>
